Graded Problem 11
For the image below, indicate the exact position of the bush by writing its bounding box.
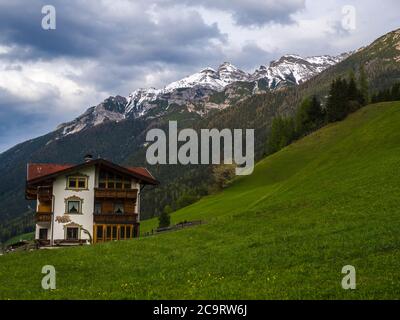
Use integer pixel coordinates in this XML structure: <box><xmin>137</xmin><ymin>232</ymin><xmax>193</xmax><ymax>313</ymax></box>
<box><xmin>158</xmin><ymin>205</ymin><xmax>172</xmax><ymax>228</ymax></box>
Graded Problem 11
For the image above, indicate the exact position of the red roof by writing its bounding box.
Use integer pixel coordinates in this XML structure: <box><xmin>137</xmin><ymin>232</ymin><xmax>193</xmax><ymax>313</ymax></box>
<box><xmin>27</xmin><ymin>163</ymin><xmax>74</xmax><ymax>181</ymax></box>
<box><xmin>26</xmin><ymin>160</ymin><xmax>158</xmax><ymax>185</ymax></box>
<box><xmin>126</xmin><ymin>167</ymin><xmax>156</xmax><ymax>180</ymax></box>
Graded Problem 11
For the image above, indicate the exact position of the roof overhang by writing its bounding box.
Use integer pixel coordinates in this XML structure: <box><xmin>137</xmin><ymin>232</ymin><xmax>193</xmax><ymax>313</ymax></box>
<box><xmin>26</xmin><ymin>159</ymin><xmax>159</xmax><ymax>187</ymax></box>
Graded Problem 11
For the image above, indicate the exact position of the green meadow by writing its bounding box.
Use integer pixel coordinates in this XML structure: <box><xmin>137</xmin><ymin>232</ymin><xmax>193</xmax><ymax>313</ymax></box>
<box><xmin>1</xmin><ymin>102</ymin><xmax>399</xmax><ymax>299</ymax></box>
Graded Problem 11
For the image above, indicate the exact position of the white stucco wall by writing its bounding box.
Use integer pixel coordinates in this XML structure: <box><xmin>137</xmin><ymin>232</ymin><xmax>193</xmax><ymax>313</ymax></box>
<box><xmin>35</xmin><ymin>222</ymin><xmax>51</xmax><ymax>239</ymax></box>
<box><xmin>51</xmin><ymin>166</ymin><xmax>95</xmax><ymax>242</ymax></box>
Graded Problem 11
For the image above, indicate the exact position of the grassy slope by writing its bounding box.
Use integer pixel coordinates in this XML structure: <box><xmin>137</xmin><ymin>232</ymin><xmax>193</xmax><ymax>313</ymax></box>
<box><xmin>3</xmin><ymin>232</ymin><xmax>34</xmax><ymax>247</ymax></box>
<box><xmin>1</xmin><ymin>102</ymin><xmax>400</xmax><ymax>299</ymax></box>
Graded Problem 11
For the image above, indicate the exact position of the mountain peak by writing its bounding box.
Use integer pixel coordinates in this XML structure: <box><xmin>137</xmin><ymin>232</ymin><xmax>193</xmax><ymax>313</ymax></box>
<box><xmin>200</xmin><ymin>67</ymin><xmax>217</xmax><ymax>74</ymax></box>
<box><xmin>253</xmin><ymin>53</ymin><xmax>347</xmax><ymax>88</ymax></box>
<box><xmin>58</xmin><ymin>52</ymin><xmax>348</xmax><ymax>137</ymax></box>
<box><xmin>218</xmin><ymin>61</ymin><xmax>237</xmax><ymax>70</ymax></box>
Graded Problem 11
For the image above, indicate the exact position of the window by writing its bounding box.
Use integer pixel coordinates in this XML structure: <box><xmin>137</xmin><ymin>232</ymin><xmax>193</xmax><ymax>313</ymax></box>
<box><xmin>126</xmin><ymin>226</ymin><xmax>131</xmax><ymax>239</ymax></box>
<box><xmin>94</xmin><ymin>224</ymin><xmax>136</xmax><ymax>242</ymax></box>
<box><xmin>67</xmin><ymin>200</ymin><xmax>81</xmax><ymax>214</ymax></box>
<box><xmin>67</xmin><ymin>176</ymin><xmax>88</xmax><ymax>190</ymax></box>
<box><xmin>94</xmin><ymin>202</ymin><xmax>102</xmax><ymax>214</ymax></box>
<box><xmin>66</xmin><ymin>227</ymin><xmax>79</xmax><ymax>240</ymax></box>
<box><xmin>39</xmin><ymin>228</ymin><xmax>48</xmax><ymax>240</ymax></box>
<box><xmin>96</xmin><ymin>226</ymin><xmax>103</xmax><ymax>240</ymax></box>
<box><xmin>98</xmin><ymin>170</ymin><xmax>132</xmax><ymax>190</ymax></box>
<box><xmin>65</xmin><ymin>196</ymin><xmax>83</xmax><ymax>214</ymax></box>
<box><xmin>115</xmin><ymin>175</ymin><xmax>123</xmax><ymax>189</ymax></box>
<box><xmin>114</xmin><ymin>203</ymin><xmax>124</xmax><ymax>214</ymax></box>
<box><xmin>106</xmin><ymin>226</ymin><xmax>112</xmax><ymax>240</ymax></box>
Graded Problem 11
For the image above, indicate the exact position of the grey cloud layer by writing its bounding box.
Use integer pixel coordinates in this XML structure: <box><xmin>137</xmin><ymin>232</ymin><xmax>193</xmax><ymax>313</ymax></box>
<box><xmin>167</xmin><ymin>0</ymin><xmax>306</xmax><ymax>26</ymax></box>
<box><xmin>0</xmin><ymin>1</ymin><xmax>225</xmax><ymax>62</ymax></box>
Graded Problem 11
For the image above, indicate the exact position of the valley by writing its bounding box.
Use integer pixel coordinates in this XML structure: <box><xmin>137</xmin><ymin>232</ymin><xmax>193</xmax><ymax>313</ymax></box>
<box><xmin>1</xmin><ymin>102</ymin><xmax>399</xmax><ymax>299</ymax></box>
<box><xmin>1</xmin><ymin>28</ymin><xmax>400</xmax><ymax>247</ymax></box>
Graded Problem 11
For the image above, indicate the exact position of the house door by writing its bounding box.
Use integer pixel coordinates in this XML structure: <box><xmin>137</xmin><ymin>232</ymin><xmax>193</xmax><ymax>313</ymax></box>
<box><xmin>39</xmin><ymin>228</ymin><xmax>48</xmax><ymax>240</ymax></box>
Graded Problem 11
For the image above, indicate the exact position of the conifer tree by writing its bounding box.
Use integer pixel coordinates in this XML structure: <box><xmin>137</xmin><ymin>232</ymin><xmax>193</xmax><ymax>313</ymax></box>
<box><xmin>326</xmin><ymin>78</ymin><xmax>350</xmax><ymax>122</ymax></box>
<box><xmin>158</xmin><ymin>205</ymin><xmax>172</xmax><ymax>228</ymax></box>
<box><xmin>359</xmin><ymin>65</ymin><xmax>369</xmax><ymax>105</ymax></box>
<box><xmin>296</xmin><ymin>95</ymin><xmax>324</xmax><ymax>136</ymax></box>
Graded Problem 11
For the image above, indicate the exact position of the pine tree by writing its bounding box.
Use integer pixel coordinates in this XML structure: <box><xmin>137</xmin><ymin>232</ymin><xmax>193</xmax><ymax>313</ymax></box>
<box><xmin>309</xmin><ymin>95</ymin><xmax>325</xmax><ymax>127</ymax></box>
<box><xmin>295</xmin><ymin>97</ymin><xmax>312</xmax><ymax>135</ymax></box>
<box><xmin>359</xmin><ymin>65</ymin><xmax>369</xmax><ymax>105</ymax></box>
<box><xmin>347</xmin><ymin>73</ymin><xmax>364</xmax><ymax>111</ymax></box>
<box><xmin>296</xmin><ymin>95</ymin><xmax>324</xmax><ymax>136</ymax></box>
<box><xmin>326</xmin><ymin>78</ymin><xmax>350</xmax><ymax>122</ymax></box>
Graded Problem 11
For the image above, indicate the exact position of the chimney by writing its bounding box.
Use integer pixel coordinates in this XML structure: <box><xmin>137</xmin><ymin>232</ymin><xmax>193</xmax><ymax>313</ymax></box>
<box><xmin>84</xmin><ymin>154</ymin><xmax>93</xmax><ymax>162</ymax></box>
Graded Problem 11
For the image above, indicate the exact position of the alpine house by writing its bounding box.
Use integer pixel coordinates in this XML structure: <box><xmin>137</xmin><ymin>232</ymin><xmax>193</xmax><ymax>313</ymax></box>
<box><xmin>25</xmin><ymin>156</ymin><xmax>158</xmax><ymax>246</ymax></box>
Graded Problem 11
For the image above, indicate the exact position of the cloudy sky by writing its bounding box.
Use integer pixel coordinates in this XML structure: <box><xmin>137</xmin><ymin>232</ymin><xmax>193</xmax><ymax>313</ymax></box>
<box><xmin>0</xmin><ymin>0</ymin><xmax>399</xmax><ymax>152</ymax></box>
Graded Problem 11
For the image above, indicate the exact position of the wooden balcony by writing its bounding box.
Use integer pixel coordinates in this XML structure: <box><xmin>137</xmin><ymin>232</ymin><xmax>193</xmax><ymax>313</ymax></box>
<box><xmin>35</xmin><ymin>212</ymin><xmax>52</xmax><ymax>223</ymax></box>
<box><xmin>94</xmin><ymin>213</ymin><xmax>138</xmax><ymax>224</ymax></box>
<box><xmin>94</xmin><ymin>188</ymin><xmax>138</xmax><ymax>199</ymax></box>
<box><xmin>26</xmin><ymin>185</ymin><xmax>53</xmax><ymax>201</ymax></box>
<box><xmin>37</xmin><ymin>186</ymin><xmax>53</xmax><ymax>202</ymax></box>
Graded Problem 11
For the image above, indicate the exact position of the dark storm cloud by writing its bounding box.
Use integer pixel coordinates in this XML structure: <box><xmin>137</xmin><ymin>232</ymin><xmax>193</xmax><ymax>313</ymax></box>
<box><xmin>0</xmin><ymin>0</ymin><xmax>225</xmax><ymax>63</ymax></box>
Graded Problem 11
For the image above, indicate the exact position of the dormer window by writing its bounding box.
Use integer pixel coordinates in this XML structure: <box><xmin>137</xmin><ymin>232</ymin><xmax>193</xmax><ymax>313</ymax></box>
<box><xmin>67</xmin><ymin>175</ymin><xmax>88</xmax><ymax>190</ymax></box>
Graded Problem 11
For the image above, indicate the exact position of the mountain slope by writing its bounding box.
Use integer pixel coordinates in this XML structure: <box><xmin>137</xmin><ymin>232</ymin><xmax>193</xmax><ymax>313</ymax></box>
<box><xmin>57</xmin><ymin>96</ymin><xmax>127</xmax><ymax>137</ymax></box>
<box><xmin>1</xmin><ymin>102</ymin><xmax>400</xmax><ymax>299</ymax></box>
<box><xmin>1</xmin><ymin>28</ymin><xmax>400</xmax><ymax>243</ymax></box>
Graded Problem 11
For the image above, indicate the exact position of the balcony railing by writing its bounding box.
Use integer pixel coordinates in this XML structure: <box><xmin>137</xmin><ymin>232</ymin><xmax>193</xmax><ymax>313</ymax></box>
<box><xmin>94</xmin><ymin>213</ymin><xmax>138</xmax><ymax>224</ymax></box>
<box><xmin>35</xmin><ymin>212</ymin><xmax>52</xmax><ymax>223</ymax></box>
<box><xmin>94</xmin><ymin>188</ymin><xmax>138</xmax><ymax>199</ymax></box>
<box><xmin>37</xmin><ymin>186</ymin><xmax>52</xmax><ymax>202</ymax></box>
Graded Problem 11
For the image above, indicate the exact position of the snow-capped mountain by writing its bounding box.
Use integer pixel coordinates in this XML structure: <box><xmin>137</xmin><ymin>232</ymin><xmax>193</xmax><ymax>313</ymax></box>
<box><xmin>125</xmin><ymin>62</ymin><xmax>251</xmax><ymax>117</ymax></box>
<box><xmin>125</xmin><ymin>54</ymin><xmax>348</xmax><ymax>117</ymax></box>
<box><xmin>57</xmin><ymin>96</ymin><xmax>127</xmax><ymax>136</ymax></box>
<box><xmin>57</xmin><ymin>53</ymin><xmax>348</xmax><ymax>137</ymax></box>
<box><xmin>125</xmin><ymin>88</ymin><xmax>161</xmax><ymax>117</ymax></box>
<box><xmin>165</xmin><ymin>62</ymin><xmax>250</xmax><ymax>92</ymax></box>
<box><xmin>251</xmin><ymin>53</ymin><xmax>350</xmax><ymax>89</ymax></box>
